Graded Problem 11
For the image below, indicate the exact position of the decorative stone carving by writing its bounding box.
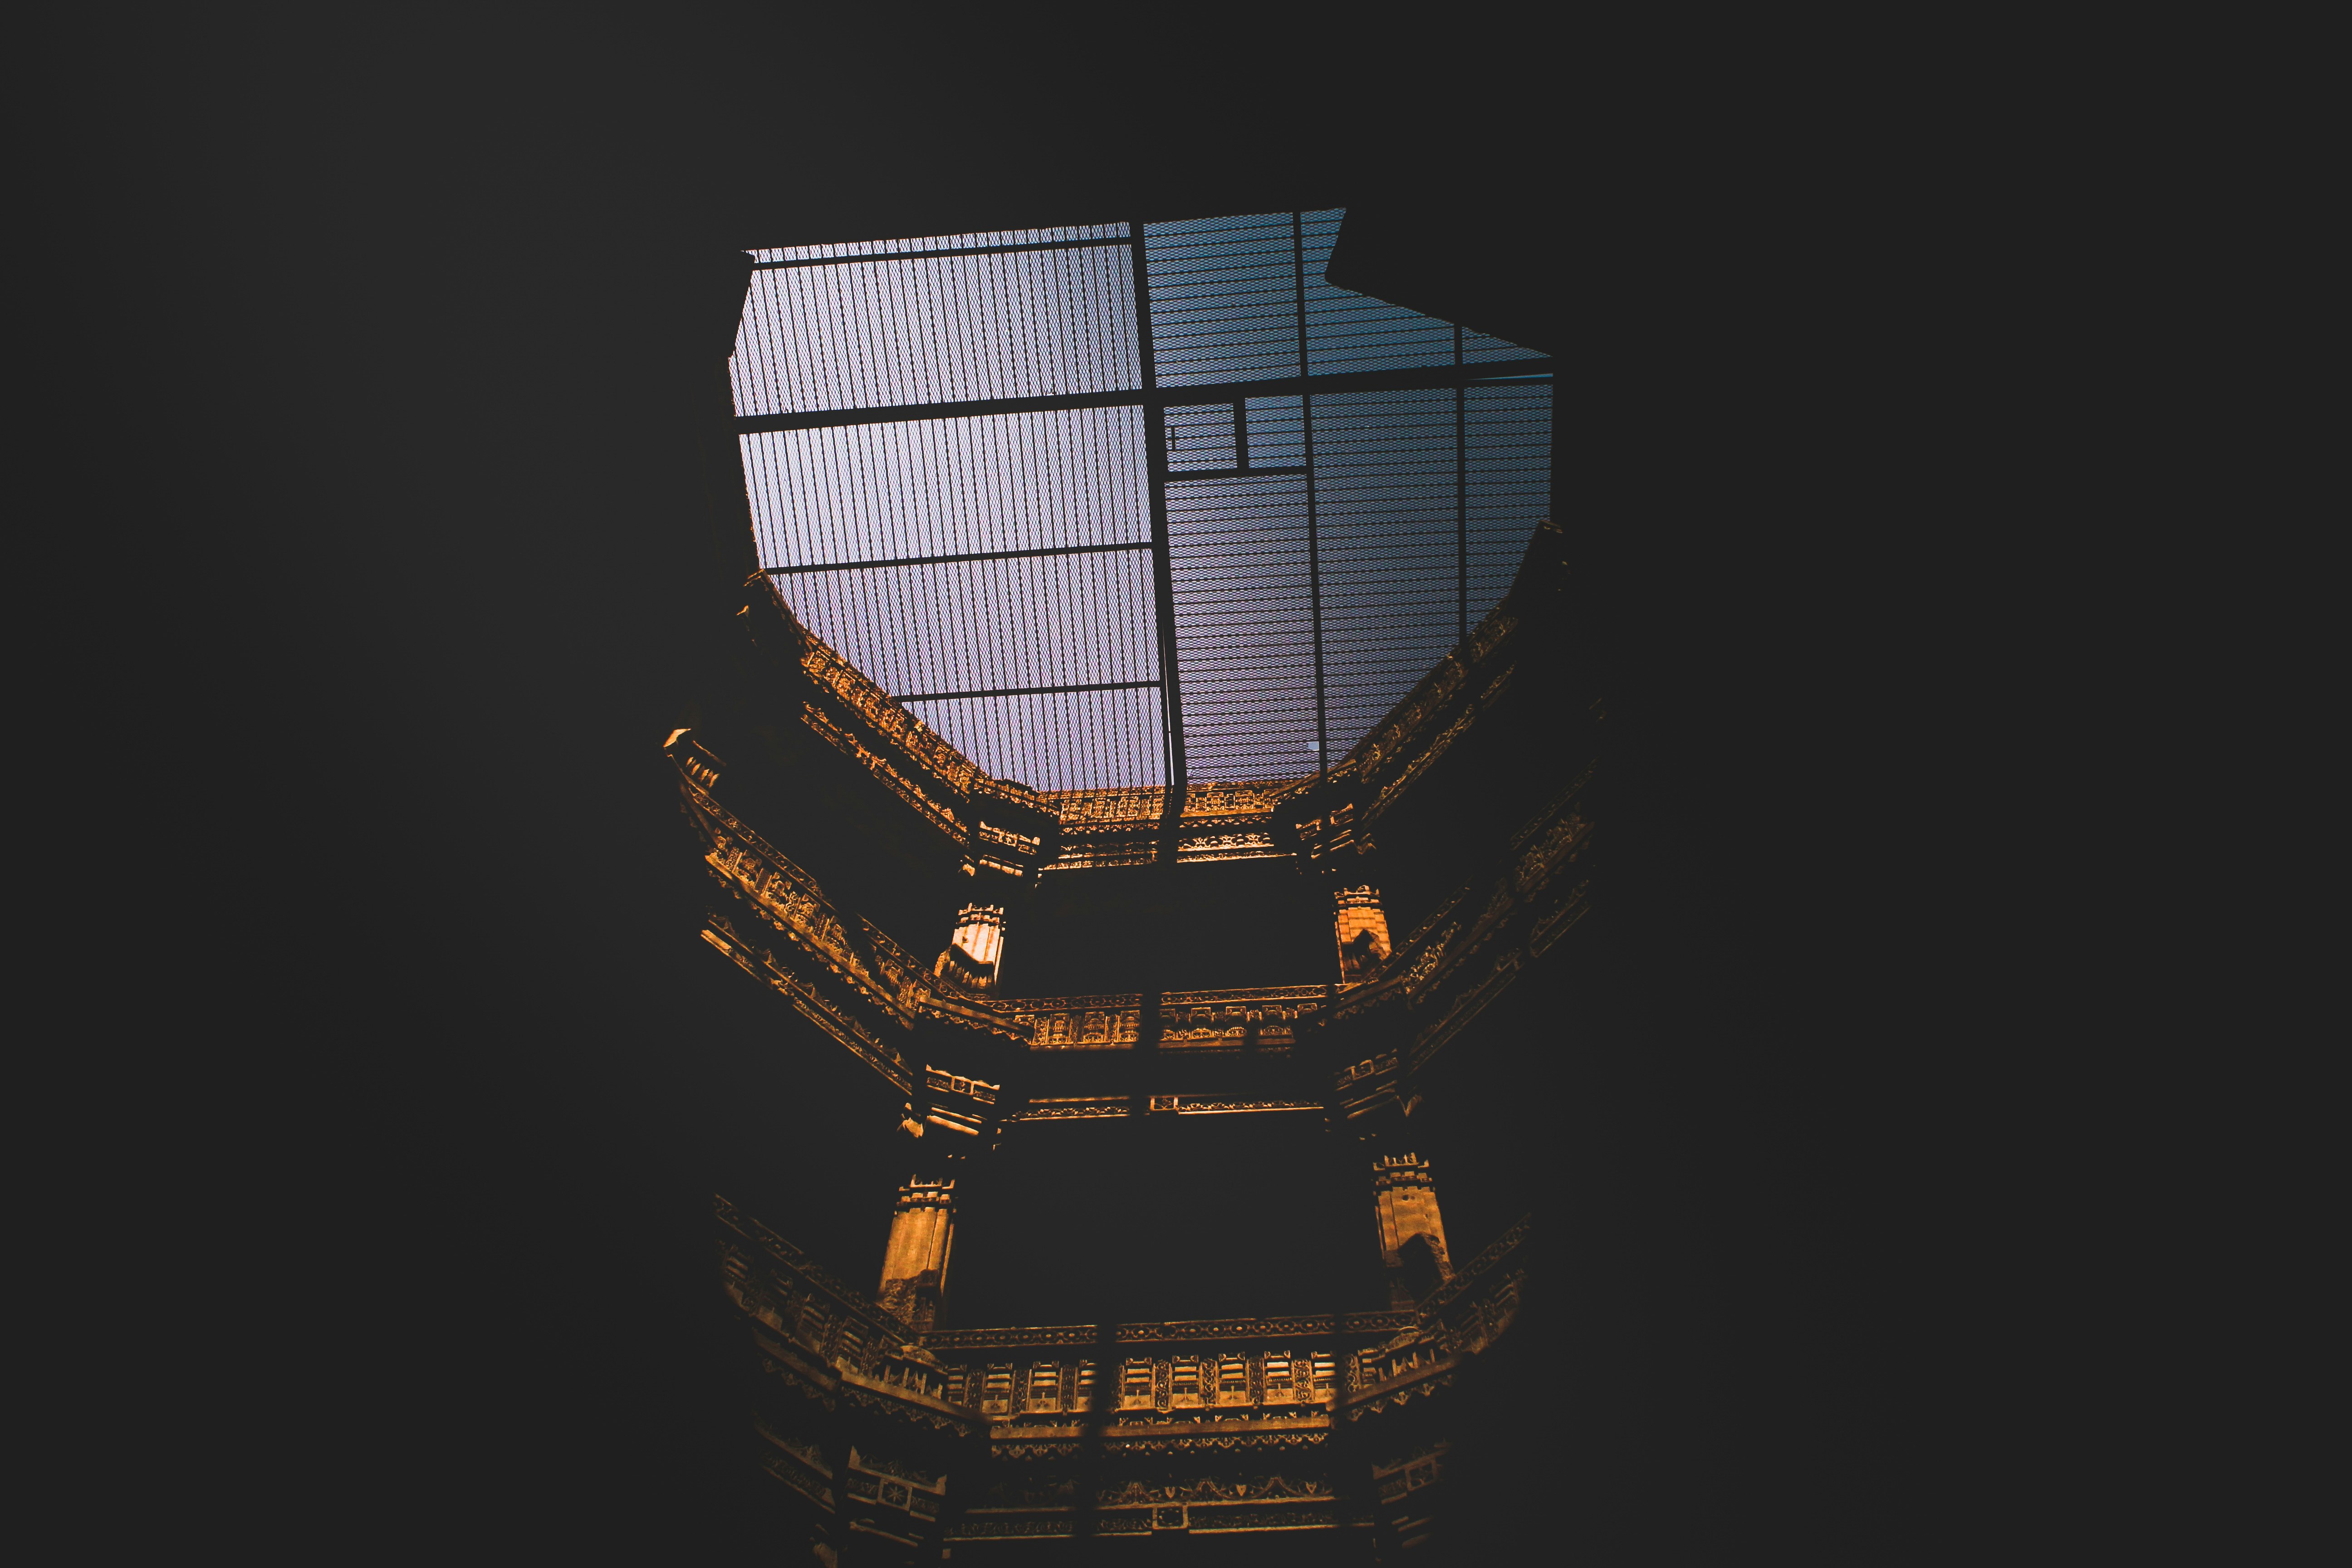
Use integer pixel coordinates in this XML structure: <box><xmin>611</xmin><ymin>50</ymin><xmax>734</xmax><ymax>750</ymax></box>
<box><xmin>1333</xmin><ymin>885</ymin><xmax>1392</xmax><ymax>984</ymax></box>
<box><xmin>875</xmin><ymin>1178</ymin><xmax>954</xmax><ymax>1334</ymax></box>
<box><xmin>1371</xmin><ymin>1154</ymin><xmax>1454</xmax><ymax>1310</ymax></box>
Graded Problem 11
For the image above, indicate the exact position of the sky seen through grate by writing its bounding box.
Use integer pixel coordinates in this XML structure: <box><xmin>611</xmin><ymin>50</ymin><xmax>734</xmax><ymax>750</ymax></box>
<box><xmin>729</xmin><ymin>212</ymin><xmax>1550</xmax><ymax>794</ymax></box>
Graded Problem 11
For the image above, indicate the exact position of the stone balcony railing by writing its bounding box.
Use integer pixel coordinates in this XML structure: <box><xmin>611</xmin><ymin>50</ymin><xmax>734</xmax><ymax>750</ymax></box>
<box><xmin>720</xmin><ymin>1195</ymin><xmax>1531</xmax><ymax>1448</ymax></box>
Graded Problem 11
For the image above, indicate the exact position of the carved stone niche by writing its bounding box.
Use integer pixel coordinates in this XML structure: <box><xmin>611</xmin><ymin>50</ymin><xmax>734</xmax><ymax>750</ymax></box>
<box><xmin>1118</xmin><ymin>1359</ymin><xmax>1156</xmax><ymax>1411</ymax></box>
<box><xmin>1373</xmin><ymin>1440</ymin><xmax>1449</xmax><ymax>1505</ymax></box>
<box><xmin>936</xmin><ymin>903</ymin><xmax>1007</xmax><ymax>993</ymax></box>
<box><xmin>1333</xmin><ymin>885</ymin><xmax>1393</xmax><ymax>985</ymax></box>
<box><xmin>1161</xmin><ymin>1002</ymin><xmax>1246</xmax><ymax>1048</ymax></box>
<box><xmin>844</xmin><ymin>1445</ymin><xmax>947</xmax><ymax>1530</ymax></box>
<box><xmin>1213</xmin><ymin>1354</ymin><xmax>1250</xmax><ymax>1406</ymax></box>
<box><xmin>1169</xmin><ymin>1356</ymin><xmax>1204</xmax><ymax>1410</ymax></box>
<box><xmin>1260</xmin><ymin>1351</ymin><xmax>1301</xmax><ymax>1406</ymax></box>
<box><xmin>1372</xmin><ymin>1154</ymin><xmax>1454</xmax><ymax>1310</ymax></box>
<box><xmin>877</xmin><ymin>1178</ymin><xmax>955</xmax><ymax>1334</ymax></box>
<box><xmin>1021</xmin><ymin>1001</ymin><xmax>1143</xmax><ymax>1050</ymax></box>
<box><xmin>978</xmin><ymin>1365</ymin><xmax>1016</xmax><ymax>1415</ymax></box>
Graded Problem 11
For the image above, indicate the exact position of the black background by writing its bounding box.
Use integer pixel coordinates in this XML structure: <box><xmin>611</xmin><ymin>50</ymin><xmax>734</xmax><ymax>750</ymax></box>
<box><xmin>34</xmin><ymin>10</ymin><xmax>2062</xmax><ymax>1560</ymax></box>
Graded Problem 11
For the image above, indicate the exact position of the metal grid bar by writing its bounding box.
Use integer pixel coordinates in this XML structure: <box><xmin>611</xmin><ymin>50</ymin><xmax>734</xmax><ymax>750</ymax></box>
<box><xmin>733</xmin><ymin>359</ymin><xmax>1552</xmax><ymax>435</ymax></box>
<box><xmin>1294</xmin><ymin>212</ymin><xmax>1328</xmax><ymax>774</ymax></box>
<box><xmin>1163</xmin><ymin>466</ymin><xmax>1306</xmax><ymax>482</ymax></box>
<box><xmin>733</xmin><ymin>243</ymin><xmax>1140</xmax><ymax>418</ymax></box>
<box><xmin>905</xmin><ymin>687</ymin><xmax>1164</xmax><ymax>793</ymax></box>
<box><xmin>783</xmin><ymin>552</ymin><xmax>1159</xmax><ymax>706</ymax></box>
<box><xmin>1456</xmin><ymin>324</ymin><xmax>1469</xmax><ymax>650</ymax></box>
<box><xmin>1164</xmin><ymin>466</ymin><xmax>1317</xmax><ymax>780</ymax></box>
<box><xmin>894</xmin><ymin>679</ymin><xmax>1159</xmax><ymax>702</ymax></box>
<box><xmin>750</xmin><ymin>222</ymin><xmax>1128</xmax><ymax>265</ymax></box>
<box><xmin>765</xmin><ymin>541</ymin><xmax>1150</xmax><ymax>575</ymax></box>
<box><xmin>1463</xmin><ymin>384</ymin><xmax>1553</xmax><ymax>623</ymax></box>
<box><xmin>1310</xmin><ymin>389</ymin><xmax>1462</xmax><ymax>756</ymax></box>
<box><xmin>755</xmin><ymin>236</ymin><xmax>1131</xmax><ymax>270</ymax></box>
<box><xmin>1131</xmin><ymin>218</ymin><xmax>1188</xmax><ymax>802</ymax></box>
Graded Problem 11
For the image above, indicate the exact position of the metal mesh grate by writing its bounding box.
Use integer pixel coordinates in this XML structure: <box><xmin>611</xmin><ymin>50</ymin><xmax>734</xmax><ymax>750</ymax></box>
<box><xmin>779</xmin><ymin>550</ymin><xmax>1160</xmax><ymax>702</ymax></box>
<box><xmin>742</xmin><ymin>407</ymin><xmax>1148</xmax><ymax>567</ymax></box>
<box><xmin>1142</xmin><ymin>214</ymin><xmax>1302</xmax><ymax>387</ymax></box>
<box><xmin>1309</xmin><ymin>388</ymin><xmax>1462</xmax><ymax>757</ymax></box>
<box><xmin>1464</xmin><ymin>384</ymin><xmax>1555</xmax><ymax>619</ymax></box>
<box><xmin>906</xmin><ymin>687</ymin><xmax>1164</xmax><ymax>794</ymax></box>
<box><xmin>750</xmin><ymin>223</ymin><xmax>1129</xmax><ymax>265</ymax></box>
<box><xmin>734</xmin><ymin>232</ymin><xmax>1139</xmax><ymax>417</ymax></box>
<box><xmin>1166</xmin><ymin>467</ymin><xmax>1318</xmax><ymax>779</ymax></box>
<box><xmin>728</xmin><ymin>212</ymin><xmax>1551</xmax><ymax>798</ymax></box>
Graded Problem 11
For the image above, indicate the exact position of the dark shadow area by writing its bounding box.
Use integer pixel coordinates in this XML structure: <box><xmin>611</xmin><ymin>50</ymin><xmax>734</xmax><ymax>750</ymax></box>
<box><xmin>1007</xmin><ymin>859</ymin><xmax>1331</xmax><ymax>997</ymax></box>
<box><xmin>47</xmin><ymin>13</ymin><xmax>2038</xmax><ymax>1563</ymax></box>
<box><xmin>950</xmin><ymin>1112</ymin><xmax>1366</xmax><ymax>1328</ymax></box>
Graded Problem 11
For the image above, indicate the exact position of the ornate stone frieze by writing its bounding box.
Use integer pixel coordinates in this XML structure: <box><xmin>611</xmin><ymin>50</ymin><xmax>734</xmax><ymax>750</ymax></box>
<box><xmin>1342</xmin><ymin>1371</ymin><xmax>1457</xmax><ymax>1419</ymax></box>
<box><xmin>1008</xmin><ymin>1097</ymin><xmax>1128</xmax><ymax>1122</ymax></box>
<box><xmin>1176</xmin><ymin>830</ymin><xmax>1277</xmax><ymax>859</ymax></box>
<box><xmin>1389</xmin><ymin>886</ymin><xmax>1470</xmax><ymax>970</ymax></box>
<box><xmin>1187</xmin><ymin>1504</ymin><xmax>1340</xmax><ymax>1531</ymax></box>
<box><xmin>1038</xmin><ymin>779</ymin><xmax>1304</xmax><ymax>870</ymax></box>
<box><xmin>1273</xmin><ymin>561</ymin><xmax>1551</xmax><ymax>897</ymax></box>
<box><xmin>1372</xmin><ymin>1440</ymin><xmax>1449</xmax><ymax>1504</ymax></box>
<box><xmin>1101</xmin><ymin>1430</ymin><xmax>1331</xmax><ymax>1457</ymax></box>
<box><xmin>1148</xmin><ymin>1096</ymin><xmax>1322</xmax><ymax>1117</ymax></box>
<box><xmin>1013</xmin><ymin>994</ymin><xmax>1144</xmax><ymax>1049</ymax></box>
<box><xmin>864</xmin><ymin>921</ymin><xmax>1028</xmax><ymax>1043</ymax></box>
<box><xmin>758</xmin><ymin>1445</ymin><xmax>836</xmax><ymax>1509</ymax></box>
<box><xmin>701</xmin><ymin>916</ymin><xmax>911</xmax><ymax>1093</ymax></box>
<box><xmin>1329</xmin><ymin>602</ymin><xmax>1522</xmax><ymax>828</ymax></box>
<box><xmin>1369</xmin><ymin>700</ymin><xmax>1481</xmax><ymax>820</ymax></box>
<box><xmin>921</xmin><ymin>1067</ymin><xmax>997</xmax><ymax>1104</ymax></box>
<box><xmin>1101</xmin><ymin>1475</ymin><xmax>1330</xmax><ymax>1506</ymax></box>
<box><xmin>1158</xmin><ymin>984</ymin><xmax>1327</xmax><ymax>1048</ymax></box>
<box><xmin>1040</xmin><ymin>840</ymin><xmax>1160</xmax><ymax>872</ymax></box>
<box><xmin>757</xmin><ymin>1421</ymin><xmax>833</xmax><ymax>1480</ymax></box>
<box><xmin>1332</xmin><ymin>1216</ymin><xmax>1529</xmax><ymax>1421</ymax></box>
<box><xmin>790</xmin><ymin>602</ymin><xmax>981</xmax><ymax>794</ymax></box>
<box><xmin>1529</xmin><ymin>877</ymin><xmax>1592</xmax><ymax>956</ymax></box>
<box><xmin>1164</xmin><ymin>984</ymin><xmax>1328</xmax><ymax>1009</ymax></box>
<box><xmin>720</xmin><ymin>1213</ymin><xmax>1524</xmax><ymax>1485</ymax></box>
<box><xmin>1043</xmin><ymin>784</ymin><xmax>1165</xmax><ymax>826</ymax></box>
<box><xmin>1114</xmin><ymin>1313</ymin><xmax>1417</xmax><ymax>1344</ymax></box>
<box><xmin>920</xmin><ymin>1324</ymin><xmax>1106</xmax><ymax>1352</ymax></box>
<box><xmin>973</xmin><ymin>1478</ymin><xmax>1078</xmax><ymax>1509</ymax></box>
<box><xmin>799</xmin><ymin>700</ymin><xmax>965</xmax><ymax>846</ymax></box>
<box><xmin>720</xmin><ymin>1196</ymin><xmax>904</xmax><ymax>1353</ymax></box>
<box><xmin>684</xmin><ymin>757</ymin><xmax>1041</xmax><ymax>1054</ymax></box>
<box><xmin>1407</xmin><ymin>947</ymin><xmax>1523</xmax><ymax>1067</ymax></box>
<box><xmin>1324</xmin><ymin>763</ymin><xmax>1595</xmax><ymax>1065</ymax></box>
<box><xmin>725</xmin><ymin>1194</ymin><xmax>1526</xmax><ymax>1561</ymax></box>
<box><xmin>682</xmin><ymin>774</ymin><xmax>910</xmax><ymax>1015</ymax></box>
<box><xmin>945</xmin><ymin>1519</ymin><xmax>1077</xmax><ymax>1539</ymax></box>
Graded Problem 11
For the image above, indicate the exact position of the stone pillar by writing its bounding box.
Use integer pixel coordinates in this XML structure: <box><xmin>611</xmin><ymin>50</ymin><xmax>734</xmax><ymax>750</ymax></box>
<box><xmin>936</xmin><ymin>902</ymin><xmax>1007</xmax><ymax>993</ymax></box>
<box><xmin>877</xmin><ymin>1177</ymin><xmax>955</xmax><ymax>1333</ymax></box>
<box><xmin>1333</xmin><ymin>885</ymin><xmax>1392</xmax><ymax>984</ymax></box>
<box><xmin>1372</xmin><ymin>1154</ymin><xmax>1453</xmax><ymax>1309</ymax></box>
